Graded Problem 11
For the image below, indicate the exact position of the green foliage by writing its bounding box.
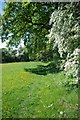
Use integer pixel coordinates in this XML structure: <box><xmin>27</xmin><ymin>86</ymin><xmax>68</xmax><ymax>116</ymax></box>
<box><xmin>2</xmin><ymin>62</ymin><xmax>78</xmax><ymax>118</ymax></box>
<box><xmin>1</xmin><ymin>47</ymin><xmax>29</xmax><ymax>63</ymax></box>
<box><xmin>1</xmin><ymin>2</ymin><xmax>54</xmax><ymax>61</ymax></box>
<box><xmin>64</xmin><ymin>79</ymin><xmax>78</xmax><ymax>92</ymax></box>
<box><xmin>1</xmin><ymin>48</ymin><xmax>12</xmax><ymax>63</ymax></box>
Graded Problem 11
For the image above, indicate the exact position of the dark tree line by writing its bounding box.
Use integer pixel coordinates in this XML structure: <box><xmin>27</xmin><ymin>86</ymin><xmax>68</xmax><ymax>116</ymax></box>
<box><xmin>1</xmin><ymin>47</ymin><xmax>58</xmax><ymax>63</ymax></box>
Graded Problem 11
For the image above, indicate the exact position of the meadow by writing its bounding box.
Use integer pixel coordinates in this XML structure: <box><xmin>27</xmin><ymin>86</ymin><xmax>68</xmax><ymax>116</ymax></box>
<box><xmin>2</xmin><ymin>62</ymin><xmax>78</xmax><ymax>118</ymax></box>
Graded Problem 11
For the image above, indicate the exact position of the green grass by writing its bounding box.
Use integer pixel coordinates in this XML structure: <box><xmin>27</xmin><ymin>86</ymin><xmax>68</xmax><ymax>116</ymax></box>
<box><xmin>2</xmin><ymin>62</ymin><xmax>78</xmax><ymax>118</ymax></box>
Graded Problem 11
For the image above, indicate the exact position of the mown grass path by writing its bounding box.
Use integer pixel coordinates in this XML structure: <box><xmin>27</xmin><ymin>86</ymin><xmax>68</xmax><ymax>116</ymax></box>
<box><xmin>2</xmin><ymin>62</ymin><xmax>78</xmax><ymax>118</ymax></box>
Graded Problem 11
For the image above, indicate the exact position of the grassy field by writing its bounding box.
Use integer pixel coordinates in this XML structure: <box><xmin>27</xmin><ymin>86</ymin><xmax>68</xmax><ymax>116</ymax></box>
<box><xmin>2</xmin><ymin>62</ymin><xmax>78</xmax><ymax>118</ymax></box>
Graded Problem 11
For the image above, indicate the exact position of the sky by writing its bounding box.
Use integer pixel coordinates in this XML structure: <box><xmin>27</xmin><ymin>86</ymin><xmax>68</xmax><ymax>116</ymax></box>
<box><xmin>0</xmin><ymin>2</ymin><xmax>6</xmax><ymax>15</ymax></box>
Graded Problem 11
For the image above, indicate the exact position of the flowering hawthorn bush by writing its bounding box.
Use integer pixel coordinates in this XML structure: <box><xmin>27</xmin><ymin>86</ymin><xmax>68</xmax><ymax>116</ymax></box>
<box><xmin>64</xmin><ymin>49</ymin><xmax>80</xmax><ymax>83</ymax></box>
<box><xmin>48</xmin><ymin>3</ymin><xmax>80</xmax><ymax>83</ymax></box>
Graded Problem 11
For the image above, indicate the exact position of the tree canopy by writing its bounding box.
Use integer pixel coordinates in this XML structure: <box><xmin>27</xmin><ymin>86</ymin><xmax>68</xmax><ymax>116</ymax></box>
<box><xmin>1</xmin><ymin>2</ymin><xmax>57</xmax><ymax>60</ymax></box>
<box><xmin>1</xmin><ymin>2</ymin><xmax>54</xmax><ymax>44</ymax></box>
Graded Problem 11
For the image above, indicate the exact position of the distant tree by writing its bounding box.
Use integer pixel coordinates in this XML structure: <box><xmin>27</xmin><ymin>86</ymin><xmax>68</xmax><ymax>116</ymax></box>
<box><xmin>1</xmin><ymin>48</ymin><xmax>10</xmax><ymax>63</ymax></box>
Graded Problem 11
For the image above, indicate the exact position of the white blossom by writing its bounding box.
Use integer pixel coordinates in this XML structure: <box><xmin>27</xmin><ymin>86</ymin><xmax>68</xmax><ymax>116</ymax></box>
<box><xmin>60</xmin><ymin>111</ymin><xmax>63</xmax><ymax>115</ymax></box>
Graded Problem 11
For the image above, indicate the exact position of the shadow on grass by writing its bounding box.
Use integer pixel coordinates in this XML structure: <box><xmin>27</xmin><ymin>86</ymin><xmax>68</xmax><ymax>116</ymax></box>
<box><xmin>24</xmin><ymin>61</ymin><xmax>61</xmax><ymax>75</ymax></box>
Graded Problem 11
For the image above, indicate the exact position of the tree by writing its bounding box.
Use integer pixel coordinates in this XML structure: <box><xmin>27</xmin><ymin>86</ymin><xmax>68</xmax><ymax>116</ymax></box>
<box><xmin>1</xmin><ymin>2</ymin><xmax>54</xmax><ymax>61</ymax></box>
<box><xmin>48</xmin><ymin>2</ymin><xmax>80</xmax><ymax>78</ymax></box>
<box><xmin>48</xmin><ymin>2</ymin><xmax>80</xmax><ymax>58</ymax></box>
